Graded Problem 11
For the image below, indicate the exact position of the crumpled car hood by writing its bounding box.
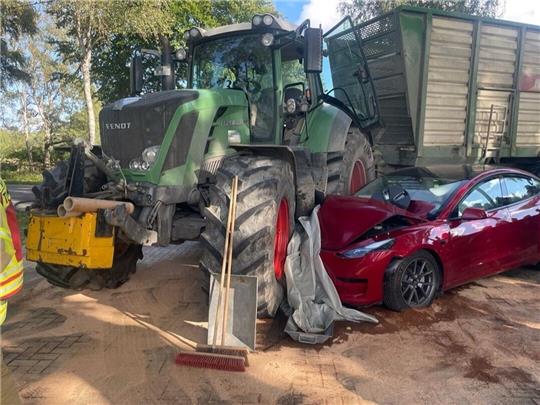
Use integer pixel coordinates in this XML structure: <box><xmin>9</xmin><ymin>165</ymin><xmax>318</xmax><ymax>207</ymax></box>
<box><xmin>318</xmin><ymin>195</ymin><xmax>423</xmax><ymax>250</ymax></box>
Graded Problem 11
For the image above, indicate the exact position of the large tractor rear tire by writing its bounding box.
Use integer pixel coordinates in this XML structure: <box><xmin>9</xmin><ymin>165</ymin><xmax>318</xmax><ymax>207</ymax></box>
<box><xmin>36</xmin><ymin>244</ymin><xmax>143</xmax><ymax>290</ymax></box>
<box><xmin>200</xmin><ymin>154</ymin><xmax>295</xmax><ymax>318</ymax></box>
<box><xmin>326</xmin><ymin>127</ymin><xmax>376</xmax><ymax>195</ymax></box>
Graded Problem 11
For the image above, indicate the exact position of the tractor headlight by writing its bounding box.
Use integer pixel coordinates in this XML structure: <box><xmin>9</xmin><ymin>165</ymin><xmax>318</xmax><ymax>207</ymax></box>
<box><xmin>175</xmin><ymin>48</ymin><xmax>187</xmax><ymax>61</ymax></box>
<box><xmin>142</xmin><ymin>145</ymin><xmax>159</xmax><ymax>164</ymax></box>
<box><xmin>285</xmin><ymin>98</ymin><xmax>297</xmax><ymax>114</ymax></box>
<box><xmin>339</xmin><ymin>239</ymin><xmax>394</xmax><ymax>259</ymax></box>
<box><xmin>129</xmin><ymin>159</ymin><xmax>141</xmax><ymax>171</ymax></box>
<box><xmin>129</xmin><ymin>145</ymin><xmax>159</xmax><ymax>171</ymax></box>
<box><xmin>261</xmin><ymin>33</ymin><xmax>274</xmax><ymax>47</ymax></box>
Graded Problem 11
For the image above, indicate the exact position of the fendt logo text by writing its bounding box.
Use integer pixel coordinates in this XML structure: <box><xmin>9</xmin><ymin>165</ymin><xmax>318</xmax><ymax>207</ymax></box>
<box><xmin>105</xmin><ymin>122</ymin><xmax>131</xmax><ymax>130</ymax></box>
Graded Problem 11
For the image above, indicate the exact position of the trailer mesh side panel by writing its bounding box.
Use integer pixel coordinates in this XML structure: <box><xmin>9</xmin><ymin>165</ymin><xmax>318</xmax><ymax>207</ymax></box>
<box><xmin>517</xmin><ymin>29</ymin><xmax>540</xmax><ymax>147</ymax></box>
<box><xmin>424</xmin><ymin>17</ymin><xmax>473</xmax><ymax>146</ymax></box>
<box><xmin>473</xmin><ymin>24</ymin><xmax>518</xmax><ymax>149</ymax></box>
<box><xmin>356</xmin><ymin>14</ymin><xmax>414</xmax><ymax>145</ymax></box>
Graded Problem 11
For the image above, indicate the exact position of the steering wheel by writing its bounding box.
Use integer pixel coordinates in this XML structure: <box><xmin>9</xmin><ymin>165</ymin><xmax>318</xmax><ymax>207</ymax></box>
<box><xmin>373</xmin><ymin>184</ymin><xmax>411</xmax><ymax>209</ymax></box>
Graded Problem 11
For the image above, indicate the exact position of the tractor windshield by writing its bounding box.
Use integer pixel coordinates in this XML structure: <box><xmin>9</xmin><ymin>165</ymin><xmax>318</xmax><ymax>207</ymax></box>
<box><xmin>191</xmin><ymin>34</ymin><xmax>275</xmax><ymax>140</ymax></box>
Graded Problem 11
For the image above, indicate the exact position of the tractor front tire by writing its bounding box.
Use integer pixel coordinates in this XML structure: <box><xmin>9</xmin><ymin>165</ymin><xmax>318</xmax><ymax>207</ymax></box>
<box><xmin>200</xmin><ymin>154</ymin><xmax>295</xmax><ymax>318</ymax></box>
<box><xmin>326</xmin><ymin>127</ymin><xmax>376</xmax><ymax>195</ymax></box>
<box><xmin>36</xmin><ymin>244</ymin><xmax>143</xmax><ymax>290</ymax></box>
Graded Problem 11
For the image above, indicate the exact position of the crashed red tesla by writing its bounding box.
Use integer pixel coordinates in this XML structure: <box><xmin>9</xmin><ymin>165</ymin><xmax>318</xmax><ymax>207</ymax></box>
<box><xmin>319</xmin><ymin>165</ymin><xmax>540</xmax><ymax>311</ymax></box>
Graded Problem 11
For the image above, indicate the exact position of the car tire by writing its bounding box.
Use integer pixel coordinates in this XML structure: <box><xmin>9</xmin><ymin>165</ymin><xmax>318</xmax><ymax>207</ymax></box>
<box><xmin>383</xmin><ymin>250</ymin><xmax>441</xmax><ymax>311</ymax></box>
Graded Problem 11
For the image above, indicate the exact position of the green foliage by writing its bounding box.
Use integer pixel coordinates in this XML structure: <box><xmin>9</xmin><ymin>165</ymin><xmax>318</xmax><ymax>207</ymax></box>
<box><xmin>92</xmin><ymin>0</ymin><xmax>276</xmax><ymax>103</ymax></box>
<box><xmin>1</xmin><ymin>170</ymin><xmax>42</xmax><ymax>185</ymax></box>
<box><xmin>0</xmin><ymin>0</ymin><xmax>37</xmax><ymax>89</ymax></box>
<box><xmin>48</xmin><ymin>0</ymin><xmax>173</xmax><ymax>64</ymax></box>
<box><xmin>339</xmin><ymin>0</ymin><xmax>502</xmax><ymax>22</ymax></box>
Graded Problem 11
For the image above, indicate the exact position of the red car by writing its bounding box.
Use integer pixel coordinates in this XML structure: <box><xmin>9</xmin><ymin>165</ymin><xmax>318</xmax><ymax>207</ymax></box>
<box><xmin>319</xmin><ymin>165</ymin><xmax>540</xmax><ymax>311</ymax></box>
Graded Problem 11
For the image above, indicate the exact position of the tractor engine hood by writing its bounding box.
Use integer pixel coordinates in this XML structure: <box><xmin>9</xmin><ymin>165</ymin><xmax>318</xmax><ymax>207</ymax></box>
<box><xmin>318</xmin><ymin>195</ymin><xmax>423</xmax><ymax>250</ymax></box>
<box><xmin>99</xmin><ymin>90</ymin><xmax>199</xmax><ymax>168</ymax></box>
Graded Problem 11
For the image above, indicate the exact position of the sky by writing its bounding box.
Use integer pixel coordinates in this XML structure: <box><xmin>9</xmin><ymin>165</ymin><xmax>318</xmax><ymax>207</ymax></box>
<box><xmin>274</xmin><ymin>0</ymin><xmax>540</xmax><ymax>28</ymax></box>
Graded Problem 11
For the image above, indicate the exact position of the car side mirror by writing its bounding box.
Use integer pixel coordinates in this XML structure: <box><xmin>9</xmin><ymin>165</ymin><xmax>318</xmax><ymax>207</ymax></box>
<box><xmin>130</xmin><ymin>54</ymin><xmax>143</xmax><ymax>96</ymax></box>
<box><xmin>304</xmin><ymin>27</ymin><xmax>323</xmax><ymax>73</ymax></box>
<box><xmin>461</xmin><ymin>207</ymin><xmax>487</xmax><ymax>220</ymax></box>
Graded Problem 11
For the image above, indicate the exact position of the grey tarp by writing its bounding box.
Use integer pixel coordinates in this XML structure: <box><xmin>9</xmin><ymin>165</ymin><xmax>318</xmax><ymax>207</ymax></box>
<box><xmin>284</xmin><ymin>206</ymin><xmax>378</xmax><ymax>344</ymax></box>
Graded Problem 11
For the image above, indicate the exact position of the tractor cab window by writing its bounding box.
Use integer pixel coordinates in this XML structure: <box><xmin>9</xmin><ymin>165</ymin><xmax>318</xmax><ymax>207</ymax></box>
<box><xmin>191</xmin><ymin>34</ymin><xmax>274</xmax><ymax>141</ymax></box>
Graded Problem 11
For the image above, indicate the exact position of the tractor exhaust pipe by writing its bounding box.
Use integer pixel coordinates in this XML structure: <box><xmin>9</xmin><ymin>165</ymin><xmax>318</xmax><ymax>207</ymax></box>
<box><xmin>159</xmin><ymin>35</ymin><xmax>175</xmax><ymax>91</ymax></box>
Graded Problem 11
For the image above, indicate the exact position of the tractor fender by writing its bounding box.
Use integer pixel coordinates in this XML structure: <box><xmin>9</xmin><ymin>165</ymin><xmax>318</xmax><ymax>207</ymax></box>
<box><xmin>230</xmin><ymin>145</ymin><xmax>315</xmax><ymax>217</ymax></box>
<box><xmin>306</xmin><ymin>105</ymin><xmax>353</xmax><ymax>154</ymax></box>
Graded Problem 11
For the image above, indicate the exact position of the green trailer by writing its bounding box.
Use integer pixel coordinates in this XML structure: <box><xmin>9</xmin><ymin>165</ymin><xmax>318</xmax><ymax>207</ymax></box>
<box><xmin>350</xmin><ymin>6</ymin><xmax>540</xmax><ymax>169</ymax></box>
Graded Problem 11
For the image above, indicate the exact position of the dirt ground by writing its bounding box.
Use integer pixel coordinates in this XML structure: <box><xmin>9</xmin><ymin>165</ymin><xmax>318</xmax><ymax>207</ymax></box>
<box><xmin>1</xmin><ymin>243</ymin><xmax>539</xmax><ymax>405</ymax></box>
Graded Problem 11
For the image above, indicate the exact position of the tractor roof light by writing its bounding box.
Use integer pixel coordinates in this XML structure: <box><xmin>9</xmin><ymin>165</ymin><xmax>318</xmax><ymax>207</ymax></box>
<box><xmin>189</xmin><ymin>27</ymin><xmax>201</xmax><ymax>38</ymax></box>
<box><xmin>252</xmin><ymin>14</ymin><xmax>262</xmax><ymax>26</ymax></box>
<box><xmin>263</xmin><ymin>14</ymin><xmax>274</xmax><ymax>26</ymax></box>
<box><xmin>183</xmin><ymin>27</ymin><xmax>205</xmax><ymax>43</ymax></box>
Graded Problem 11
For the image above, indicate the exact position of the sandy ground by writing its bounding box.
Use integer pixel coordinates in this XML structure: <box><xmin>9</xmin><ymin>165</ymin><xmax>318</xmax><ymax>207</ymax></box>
<box><xmin>1</xmin><ymin>242</ymin><xmax>539</xmax><ymax>405</ymax></box>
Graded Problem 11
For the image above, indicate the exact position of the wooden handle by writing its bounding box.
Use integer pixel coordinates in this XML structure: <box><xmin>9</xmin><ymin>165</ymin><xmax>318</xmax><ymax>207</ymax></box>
<box><xmin>221</xmin><ymin>176</ymin><xmax>238</xmax><ymax>346</ymax></box>
<box><xmin>212</xmin><ymin>176</ymin><xmax>237</xmax><ymax>346</ymax></box>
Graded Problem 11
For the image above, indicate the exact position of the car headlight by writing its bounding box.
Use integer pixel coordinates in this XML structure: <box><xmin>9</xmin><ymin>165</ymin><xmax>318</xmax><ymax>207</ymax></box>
<box><xmin>129</xmin><ymin>145</ymin><xmax>159</xmax><ymax>171</ymax></box>
<box><xmin>339</xmin><ymin>239</ymin><xmax>394</xmax><ymax>259</ymax></box>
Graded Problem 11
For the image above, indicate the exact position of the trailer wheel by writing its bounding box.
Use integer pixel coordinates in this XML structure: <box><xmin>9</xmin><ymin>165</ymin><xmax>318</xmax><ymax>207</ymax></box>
<box><xmin>200</xmin><ymin>154</ymin><xmax>295</xmax><ymax>318</ymax></box>
<box><xmin>326</xmin><ymin>127</ymin><xmax>376</xmax><ymax>195</ymax></box>
<box><xmin>36</xmin><ymin>244</ymin><xmax>142</xmax><ymax>290</ymax></box>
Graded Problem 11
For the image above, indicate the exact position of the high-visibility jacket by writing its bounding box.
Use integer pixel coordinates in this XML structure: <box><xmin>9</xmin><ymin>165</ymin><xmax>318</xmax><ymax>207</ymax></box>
<box><xmin>0</xmin><ymin>178</ymin><xmax>24</xmax><ymax>325</ymax></box>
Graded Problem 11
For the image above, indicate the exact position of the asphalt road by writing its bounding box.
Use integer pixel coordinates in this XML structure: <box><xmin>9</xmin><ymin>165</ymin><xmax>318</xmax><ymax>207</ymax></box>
<box><xmin>6</xmin><ymin>184</ymin><xmax>35</xmax><ymax>210</ymax></box>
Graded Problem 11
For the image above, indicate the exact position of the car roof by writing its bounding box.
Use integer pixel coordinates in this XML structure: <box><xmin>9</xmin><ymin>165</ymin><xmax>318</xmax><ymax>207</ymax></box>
<box><xmin>387</xmin><ymin>164</ymin><xmax>533</xmax><ymax>182</ymax></box>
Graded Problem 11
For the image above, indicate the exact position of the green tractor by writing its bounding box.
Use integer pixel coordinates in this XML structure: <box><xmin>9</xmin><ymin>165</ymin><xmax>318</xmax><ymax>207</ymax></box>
<box><xmin>27</xmin><ymin>14</ymin><xmax>381</xmax><ymax>317</ymax></box>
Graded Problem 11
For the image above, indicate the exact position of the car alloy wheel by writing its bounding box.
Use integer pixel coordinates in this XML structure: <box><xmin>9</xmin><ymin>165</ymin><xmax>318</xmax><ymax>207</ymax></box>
<box><xmin>400</xmin><ymin>258</ymin><xmax>436</xmax><ymax>307</ymax></box>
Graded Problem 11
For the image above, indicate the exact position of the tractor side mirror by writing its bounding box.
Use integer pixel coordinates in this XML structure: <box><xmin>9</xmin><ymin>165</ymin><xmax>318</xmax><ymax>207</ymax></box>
<box><xmin>461</xmin><ymin>207</ymin><xmax>488</xmax><ymax>220</ymax></box>
<box><xmin>130</xmin><ymin>54</ymin><xmax>143</xmax><ymax>96</ymax></box>
<box><xmin>304</xmin><ymin>27</ymin><xmax>323</xmax><ymax>74</ymax></box>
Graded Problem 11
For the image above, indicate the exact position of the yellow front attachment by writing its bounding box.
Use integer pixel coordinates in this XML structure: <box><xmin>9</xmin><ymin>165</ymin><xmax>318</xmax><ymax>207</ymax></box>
<box><xmin>26</xmin><ymin>212</ymin><xmax>115</xmax><ymax>269</ymax></box>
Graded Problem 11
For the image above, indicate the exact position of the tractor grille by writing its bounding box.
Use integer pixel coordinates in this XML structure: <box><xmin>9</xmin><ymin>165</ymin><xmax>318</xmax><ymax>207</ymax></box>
<box><xmin>99</xmin><ymin>90</ymin><xmax>198</xmax><ymax>168</ymax></box>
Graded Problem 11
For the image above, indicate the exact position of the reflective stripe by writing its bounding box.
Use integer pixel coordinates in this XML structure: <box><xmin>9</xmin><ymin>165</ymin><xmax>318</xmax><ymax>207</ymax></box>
<box><xmin>0</xmin><ymin>259</ymin><xmax>23</xmax><ymax>300</ymax></box>
<box><xmin>0</xmin><ymin>301</ymin><xmax>7</xmax><ymax>325</ymax></box>
<box><xmin>1</xmin><ymin>256</ymin><xmax>23</xmax><ymax>281</ymax></box>
<box><xmin>0</xmin><ymin>177</ymin><xmax>23</xmax><ymax>305</ymax></box>
<box><xmin>0</xmin><ymin>275</ymin><xmax>23</xmax><ymax>300</ymax></box>
<box><xmin>0</xmin><ymin>268</ymin><xmax>23</xmax><ymax>287</ymax></box>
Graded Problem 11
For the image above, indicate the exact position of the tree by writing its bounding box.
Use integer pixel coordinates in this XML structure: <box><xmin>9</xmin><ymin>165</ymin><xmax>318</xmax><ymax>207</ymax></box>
<box><xmin>92</xmin><ymin>0</ymin><xmax>276</xmax><ymax>104</ymax></box>
<box><xmin>0</xmin><ymin>0</ymin><xmax>37</xmax><ymax>89</ymax></box>
<box><xmin>339</xmin><ymin>0</ymin><xmax>502</xmax><ymax>22</ymax></box>
<box><xmin>47</xmin><ymin>0</ymin><xmax>173</xmax><ymax>145</ymax></box>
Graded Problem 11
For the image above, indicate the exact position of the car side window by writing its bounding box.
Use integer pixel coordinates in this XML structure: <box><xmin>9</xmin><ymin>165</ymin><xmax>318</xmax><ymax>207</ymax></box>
<box><xmin>457</xmin><ymin>177</ymin><xmax>504</xmax><ymax>216</ymax></box>
<box><xmin>501</xmin><ymin>176</ymin><xmax>540</xmax><ymax>205</ymax></box>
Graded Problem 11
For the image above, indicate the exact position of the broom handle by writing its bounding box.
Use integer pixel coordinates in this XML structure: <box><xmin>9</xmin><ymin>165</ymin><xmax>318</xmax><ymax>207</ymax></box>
<box><xmin>221</xmin><ymin>176</ymin><xmax>238</xmax><ymax>346</ymax></box>
<box><xmin>212</xmin><ymin>176</ymin><xmax>237</xmax><ymax>346</ymax></box>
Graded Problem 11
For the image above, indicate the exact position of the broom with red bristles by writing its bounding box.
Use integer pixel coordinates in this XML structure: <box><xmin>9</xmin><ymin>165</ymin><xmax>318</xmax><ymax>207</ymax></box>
<box><xmin>175</xmin><ymin>176</ymin><xmax>248</xmax><ymax>372</ymax></box>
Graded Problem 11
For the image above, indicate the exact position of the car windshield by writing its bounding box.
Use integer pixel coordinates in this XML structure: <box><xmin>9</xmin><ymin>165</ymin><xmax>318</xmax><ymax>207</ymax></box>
<box><xmin>191</xmin><ymin>34</ymin><xmax>274</xmax><ymax>140</ymax></box>
<box><xmin>356</xmin><ymin>168</ymin><xmax>467</xmax><ymax>218</ymax></box>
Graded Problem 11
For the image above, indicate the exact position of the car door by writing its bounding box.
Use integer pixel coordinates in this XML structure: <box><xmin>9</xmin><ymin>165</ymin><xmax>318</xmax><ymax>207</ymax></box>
<box><xmin>500</xmin><ymin>174</ymin><xmax>540</xmax><ymax>267</ymax></box>
<box><xmin>443</xmin><ymin>176</ymin><xmax>511</xmax><ymax>286</ymax></box>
